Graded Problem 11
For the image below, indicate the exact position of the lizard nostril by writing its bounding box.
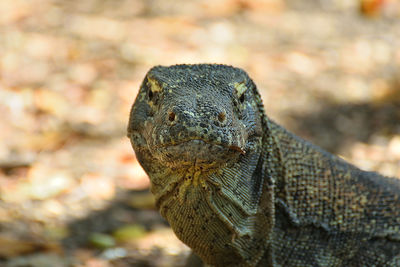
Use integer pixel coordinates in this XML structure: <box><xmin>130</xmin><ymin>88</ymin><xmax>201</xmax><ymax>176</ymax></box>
<box><xmin>218</xmin><ymin>111</ymin><xmax>226</xmax><ymax>123</ymax></box>
<box><xmin>168</xmin><ymin>111</ymin><xmax>176</xmax><ymax>122</ymax></box>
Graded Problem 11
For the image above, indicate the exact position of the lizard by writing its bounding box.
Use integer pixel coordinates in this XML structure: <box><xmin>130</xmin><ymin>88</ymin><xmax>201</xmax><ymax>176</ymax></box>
<box><xmin>127</xmin><ymin>64</ymin><xmax>400</xmax><ymax>266</ymax></box>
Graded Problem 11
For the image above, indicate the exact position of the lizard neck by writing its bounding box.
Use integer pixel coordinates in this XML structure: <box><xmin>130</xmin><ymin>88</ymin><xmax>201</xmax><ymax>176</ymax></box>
<box><xmin>152</xmin><ymin>137</ymin><xmax>274</xmax><ymax>266</ymax></box>
<box><xmin>267</xmin><ymin>120</ymin><xmax>400</xmax><ymax>236</ymax></box>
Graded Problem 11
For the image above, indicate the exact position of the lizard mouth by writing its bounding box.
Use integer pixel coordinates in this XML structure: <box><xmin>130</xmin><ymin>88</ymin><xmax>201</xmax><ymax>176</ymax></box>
<box><xmin>154</xmin><ymin>138</ymin><xmax>245</xmax><ymax>154</ymax></box>
<box><xmin>150</xmin><ymin>139</ymin><xmax>245</xmax><ymax>168</ymax></box>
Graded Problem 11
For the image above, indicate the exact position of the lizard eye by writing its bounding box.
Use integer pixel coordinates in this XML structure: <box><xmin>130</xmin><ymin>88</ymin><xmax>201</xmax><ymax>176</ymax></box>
<box><xmin>146</xmin><ymin>77</ymin><xmax>161</xmax><ymax>104</ymax></box>
<box><xmin>239</xmin><ymin>92</ymin><xmax>245</xmax><ymax>103</ymax></box>
<box><xmin>234</xmin><ymin>81</ymin><xmax>247</xmax><ymax>104</ymax></box>
<box><xmin>148</xmin><ymin>89</ymin><xmax>154</xmax><ymax>100</ymax></box>
<box><xmin>148</xmin><ymin>88</ymin><xmax>160</xmax><ymax>105</ymax></box>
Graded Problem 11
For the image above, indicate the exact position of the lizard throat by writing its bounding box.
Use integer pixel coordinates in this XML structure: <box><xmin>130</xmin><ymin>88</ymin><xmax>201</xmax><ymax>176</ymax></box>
<box><xmin>152</xmin><ymin>146</ymin><xmax>270</xmax><ymax>266</ymax></box>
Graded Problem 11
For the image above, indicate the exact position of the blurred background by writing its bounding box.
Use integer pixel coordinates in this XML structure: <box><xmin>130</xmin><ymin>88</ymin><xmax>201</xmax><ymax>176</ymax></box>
<box><xmin>0</xmin><ymin>0</ymin><xmax>400</xmax><ymax>266</ymax></box>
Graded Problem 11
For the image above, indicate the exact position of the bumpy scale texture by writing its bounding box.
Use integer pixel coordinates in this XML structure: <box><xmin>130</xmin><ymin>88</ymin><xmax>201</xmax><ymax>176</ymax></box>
<box><xmin>127</xmin><ymin>64</ymin><xmax>400</xmax><ymax>267</ymax></box>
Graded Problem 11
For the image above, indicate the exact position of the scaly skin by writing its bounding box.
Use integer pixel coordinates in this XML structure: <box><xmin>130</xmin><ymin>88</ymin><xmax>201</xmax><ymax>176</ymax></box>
<box><xmin>127</xmin><ymin>64</ymin><xmax>400</xmax><ymax>266</ymax></box>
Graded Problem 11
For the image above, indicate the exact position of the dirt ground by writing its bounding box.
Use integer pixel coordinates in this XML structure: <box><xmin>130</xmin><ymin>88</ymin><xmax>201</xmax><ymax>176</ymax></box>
<box><xmin>0</xmin><ymin>0</ymin><xmax>400</xmax><ymax>266</ymax></box>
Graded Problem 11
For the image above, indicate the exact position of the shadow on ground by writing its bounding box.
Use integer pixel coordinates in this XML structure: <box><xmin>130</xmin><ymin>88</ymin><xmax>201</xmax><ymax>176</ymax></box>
<box><xmin>62</xmin><ymin>190</ymin><xmax>164</xmax><ymax>249</ymax></box>
<box><xmin>287</xmin><ymin>79</ymin><xmax>400</xmax><ymax>155</ymax></box>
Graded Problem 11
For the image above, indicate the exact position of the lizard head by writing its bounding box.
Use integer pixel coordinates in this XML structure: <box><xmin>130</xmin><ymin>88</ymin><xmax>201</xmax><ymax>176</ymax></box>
<box><xmin>128</xmin><ymin>65</ymin><xmax>270</xmax><ymax>265</ymax></box>
<box><xmin>128</xmin><ymin>64</ymin><xmax>264</xmax><ymax>174</ymax></box>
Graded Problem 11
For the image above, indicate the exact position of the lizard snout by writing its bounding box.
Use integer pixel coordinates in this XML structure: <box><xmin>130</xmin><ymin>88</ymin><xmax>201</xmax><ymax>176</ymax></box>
<box><xmin>164</xmin><ymin>105</ymin><xmax>228</xmax><ymax>128</ymax></box>
<box><xmin>149</xmin><ymin>103</ymin><xmax>243</xmax><ymax>152</ymax></box>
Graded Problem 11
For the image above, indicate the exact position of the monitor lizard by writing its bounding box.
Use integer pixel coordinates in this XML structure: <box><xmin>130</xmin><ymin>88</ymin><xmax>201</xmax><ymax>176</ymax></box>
<box><xmin>127</xmin><ymin>64</ymin><xmax>400</xmax><ymax>266</ymax></box>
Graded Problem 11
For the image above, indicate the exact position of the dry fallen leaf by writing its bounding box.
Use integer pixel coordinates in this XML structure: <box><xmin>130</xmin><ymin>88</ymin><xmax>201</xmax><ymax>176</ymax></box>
<box><xmin>0</xmin><ymin>235</ymin><xmax>61</xmax><ymax>258</ymax></box>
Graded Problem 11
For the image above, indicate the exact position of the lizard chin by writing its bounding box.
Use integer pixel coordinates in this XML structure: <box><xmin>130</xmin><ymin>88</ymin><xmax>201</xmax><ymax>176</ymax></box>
<box><xmin>150</xmin><ymin>139</ymin><xmax>243</xmax><ymax>170</ymax></box>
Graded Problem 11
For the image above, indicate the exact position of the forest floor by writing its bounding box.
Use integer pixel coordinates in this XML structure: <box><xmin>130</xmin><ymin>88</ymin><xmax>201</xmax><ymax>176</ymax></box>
<box><xmin>0</xmin><ymin>0</ymin><xmax>400</xmax><ymax>266</ymax></box>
